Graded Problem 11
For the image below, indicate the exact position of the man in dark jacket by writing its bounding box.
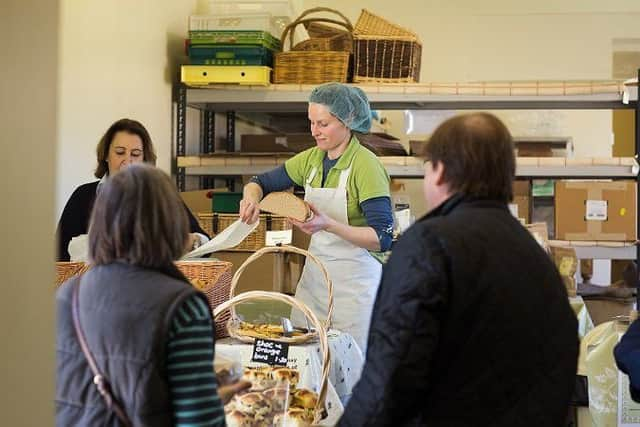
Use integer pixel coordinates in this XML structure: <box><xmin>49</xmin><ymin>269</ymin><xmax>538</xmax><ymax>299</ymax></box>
<box><xmin>339</xmin><ymin>113</ymin><xmax>579</xmax><ymax>427</ymax></box>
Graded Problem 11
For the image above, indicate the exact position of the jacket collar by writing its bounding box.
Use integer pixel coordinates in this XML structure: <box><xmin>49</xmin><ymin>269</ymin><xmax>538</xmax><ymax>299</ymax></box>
<box><xmin>425</xmin><ymin>193</ymin><xmax>508</xmax><ymax>219</ymax></box>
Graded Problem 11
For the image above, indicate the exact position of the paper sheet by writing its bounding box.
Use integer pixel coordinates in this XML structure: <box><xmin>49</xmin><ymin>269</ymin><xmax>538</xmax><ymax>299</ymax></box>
<box><xmin>182</xmin><ymin>218</ymin><xmax>259</xmax><ymax>259</ymax></box>
<box><xmin>68</xmin><ymin>234</ymin><xmax>89</xmax><ymax>262</ymax></box>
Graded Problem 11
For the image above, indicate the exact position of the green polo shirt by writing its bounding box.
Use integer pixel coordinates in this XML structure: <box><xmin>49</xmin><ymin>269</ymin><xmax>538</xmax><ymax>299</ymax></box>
<box><xmin>284</xmin><ymin>135</ymin><xmax>391</xmax><ymax>227</ymax></box>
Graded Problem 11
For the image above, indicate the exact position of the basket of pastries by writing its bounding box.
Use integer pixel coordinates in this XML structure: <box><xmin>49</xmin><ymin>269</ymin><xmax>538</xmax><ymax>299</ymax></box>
<box><xmin>214</xmin><ymin>290</ymin><xmax>331</xmax><ymax>426</ymax></box>
<box><xmin>226</xmin><ymin>245</ymin><xmax>333</xmax><ymax>344</ymax></box>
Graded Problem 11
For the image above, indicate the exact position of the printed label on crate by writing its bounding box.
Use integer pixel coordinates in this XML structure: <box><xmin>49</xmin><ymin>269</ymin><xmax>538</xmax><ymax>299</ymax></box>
<box><xmin>266</xmin><ymin>229</ymin><xmax>293</xmax><ymax>246</ymax></box>
<box><xmin>586</xmin><ymin>200</ymin><xmax>608</xmax><ymax>221</ymax></box>
<box><xmin>251</xmin><ymin>339</ymin><xmax>289</xmax><ymax>366</ymax></box>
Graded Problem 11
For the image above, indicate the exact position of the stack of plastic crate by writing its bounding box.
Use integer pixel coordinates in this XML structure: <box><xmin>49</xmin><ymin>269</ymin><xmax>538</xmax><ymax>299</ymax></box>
<box><xmin>182</xmin><ymin>12</ymin><xmax>286</xmax><ymax>86</ymax></box>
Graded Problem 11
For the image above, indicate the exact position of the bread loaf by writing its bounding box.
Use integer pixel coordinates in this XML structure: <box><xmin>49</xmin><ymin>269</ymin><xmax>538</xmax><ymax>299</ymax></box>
<box><xmin>259</xmin><ymin>192</ymin><xmax>311</xmax><ymax>222</ymax></box>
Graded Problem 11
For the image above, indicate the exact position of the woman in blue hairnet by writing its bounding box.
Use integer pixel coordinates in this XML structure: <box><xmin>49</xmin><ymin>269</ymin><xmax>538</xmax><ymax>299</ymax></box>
<box><xmin>239</xmin><ymin>82</ymin><xmax>393</xmax><ymax>353</ymax></box>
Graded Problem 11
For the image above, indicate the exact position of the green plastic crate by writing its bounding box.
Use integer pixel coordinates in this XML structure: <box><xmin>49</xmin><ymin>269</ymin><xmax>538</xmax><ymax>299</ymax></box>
<box><xmin>189</xmin><ymin>44</ymin><xmax>274</xmax><ymax>67</ymax></box>
<box><xmin>212</xmin><ymin>192</ymin><xmax>243</xmax><ymax>213</ymax></box>
<box><xmin>189</xmin><ymin>30</ymin><xmax>281</xmax><ymax>51</ymax></box>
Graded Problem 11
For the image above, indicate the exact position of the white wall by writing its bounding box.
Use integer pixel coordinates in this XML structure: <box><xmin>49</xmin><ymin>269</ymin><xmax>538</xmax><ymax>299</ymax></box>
<box><xmin>55</xmin><ymin>0</ymin><xmax>640</xmax><ymax>216</ymax></box>
<box><xmin>1</xmin><ymin>0</ymin><xmax>58</xmax><ymax>424</ymax></box>
<box><xmin>57</xmin><ymin>0</ymin><xmax>199</xmax><ymax>217</ymax></box>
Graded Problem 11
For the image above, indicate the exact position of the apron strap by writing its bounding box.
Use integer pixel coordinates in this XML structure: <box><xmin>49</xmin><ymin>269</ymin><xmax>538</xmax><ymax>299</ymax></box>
<box><xmin>337</xmin><ymin>166</ymin><xmax>352</xmax><ymax>190</ymax></box>
<box><xmin>306</xmin><ymin>167</ymin><xmax>318</xmax><ymax>186</ymax></box>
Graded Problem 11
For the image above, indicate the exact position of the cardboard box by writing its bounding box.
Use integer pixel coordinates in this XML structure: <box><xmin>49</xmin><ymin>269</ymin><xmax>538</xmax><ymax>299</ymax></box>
<box><xmin>409</xmin><ymin>140</ymin><xmax>426</xmax><ymax>156</ymax></box>
<box><xmin>555</xmin><ymin>180</ymin><xmax>636</xmax><ymax>241</ymax></box>
<box><xmin>516</xmin><ymin>142</ymin><xmax>553</xmax><ymax>157</ymax></box>
<box><xmin>583</xmin><ymin>298</ymin><xmax>635</xmax><ymax>326</ymax></box>
<box><xmin>213</xmin><ymin>250</ymin><xmax>305</xmax><ymax>295</ymax></box>
<box><xmin>180</xmin><ymin>188</ymin><xmax>229</xmax><ymax>215</ymax></box>
<box><xmin>509</xmin><ymin>180</ymin><xmax>531</xmax><ymax>223</ymax></box>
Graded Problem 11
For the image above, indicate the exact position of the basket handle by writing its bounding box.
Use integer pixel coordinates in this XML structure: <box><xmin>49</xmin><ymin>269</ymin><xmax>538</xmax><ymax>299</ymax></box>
<box><xmin>280</xmin><ymin>8</ymin><xmax>354</xmax><ymax>51</ymax></box>
<box><xmin>294</xmin><ymin>7</ymin><xmax>353</xmax><ymax>30</ymax></box>
<box><xmin>213</xmin><ymin>290</ymin><xmax>330</xmax><ymax>424</ymax></box>
<box><xmin>230</xmin><ymin>245</ymin><xmax>333</xmax><ymax>331</ymax></box>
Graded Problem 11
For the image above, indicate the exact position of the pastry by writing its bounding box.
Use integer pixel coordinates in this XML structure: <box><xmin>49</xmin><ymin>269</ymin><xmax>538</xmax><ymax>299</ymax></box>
<box><xmin>273</xmin><ymin>408</ymin><xmax>313</xmax><ymax>427</ymax></box>
<box><xmin>238</xmin><ymin>321</ymin><xmax>304</xmax><ymax>340</ymax></box>
<box><xmin>271</xmin><ymin>367</ymin><xmax>300</xmax><ymax>388</ymax></box>
<box><xmin>235</xmin><ymin>392</ymin><xmax>272</xmax><ymax>418</ymax></box>
<box><xmin>242</xmin><ymin>367</ymin><xmax>276</xmax><ymax>391</ymax></box>
<box><xmin>291</xmin><ymin>389</ymin><xmax>318</xmax><ymax>410</ymax></box>
<box><xmin>225</xmin><ymin>410</ymin><xmax>253</xmax><ymax>427</ymax></box>
<box><xmin>259</xmin><ymin>192</ymin><xmax>311</xmax><ymax>222</ymax></box>
<box><xmin>262</xmin><ymin>386</ymin><xmax>291</xmax><ymax>412</ymax></box>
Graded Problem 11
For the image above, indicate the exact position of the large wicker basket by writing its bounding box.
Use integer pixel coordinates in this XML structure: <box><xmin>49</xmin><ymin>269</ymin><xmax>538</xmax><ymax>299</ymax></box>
<box><xmin>213</xmin><ymin>290</ymin><xmax>330</xmax><ymax>425</ymax></box>
<box><xmin>175</xmin><ymin>260</ymin><xmax>233</xmax><ymax>338</ymax></box>
<box><xmin>274</xmin><ymin>7</ymin><xmax>352</xmax><ymax>84</ymax></box>
<box><xmin>55</xmin><ymin>262</ymin><xmax>91</xmax><ymax>288</ymax></box>
<box><xmin>353</xmin><ymin>9</ymin><xmax>421</xmax><ymax>83</ymax></box>
<box><xmin>226</xmin><ymin>245</ymin><xmax>333</xmax><ymax>345</ymax></box>
<box><xmin>293</xmin><ymin>8</ymin><xmax>353</xmax><ymax>53</ymax></box>
<box><xmin>55</xmin><ymin>260</ymin><xmax>233</xmax><ymax>338</ymax></box>
<box><xmin>197</xmin><ymin>212</ymin><xmax>291</xmax><ymax>252</ymax></box>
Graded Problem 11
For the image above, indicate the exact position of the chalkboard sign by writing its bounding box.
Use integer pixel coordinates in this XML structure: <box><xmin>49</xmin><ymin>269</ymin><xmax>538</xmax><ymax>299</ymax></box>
<box><xmin>251</xmin><ymin>338</ymin><xmax>289</xmax><ymax>366</ymax></box>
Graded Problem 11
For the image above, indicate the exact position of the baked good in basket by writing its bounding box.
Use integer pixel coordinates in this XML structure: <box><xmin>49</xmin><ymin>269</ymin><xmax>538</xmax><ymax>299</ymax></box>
<box><xmin>259</xmin><ymin>192</ymin><xmax>311</xmax><ymax>222</ymax></box>
<box><xmin>272</xmin><ymin>367</ymin><xmax>300</xmax><ymax>387</ymax></box>
<box><xmin>225</xmin><ymin>410</ymin><xmax>252</xmax><ymax>427</ymax></box>
<box><xmin>235</xmin><ymin>392</ymin><xmax>272</xmax><ymax>418</ymax></box>
<box><xmin>292</xmin><ymin>389</ymin><xmax>318</xmax><ymax>410</ymax></box>
<box><xmin>273</xmin><ymin>407</ymin><xmax>314</xmax><ymax>427</ymax></box>
<box><xmin>262</xmin><ymin>387</ymin><xmax>291</xmax><ymax>411</ymax></box>
<box><xmin>237</xmin><ymin>321</ymin><xmax>305</xmax><ymax>340</ymax></box>
<box><xmin>242</xmin><ymin>367</ymin><xmax>276</xmax><ymax>391</ymax></box>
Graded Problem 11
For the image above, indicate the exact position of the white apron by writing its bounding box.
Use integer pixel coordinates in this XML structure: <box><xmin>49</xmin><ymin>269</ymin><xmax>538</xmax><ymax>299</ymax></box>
<box><xmin>293</xmin><ymin>164</ymin><xmax>382</xmax><ymax>354</ymax></box>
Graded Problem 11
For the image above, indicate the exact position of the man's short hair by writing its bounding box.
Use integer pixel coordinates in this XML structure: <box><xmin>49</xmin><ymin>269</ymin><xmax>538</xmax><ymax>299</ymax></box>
<box><xmin>421</xmin><ymin>112</ymin><xmax>515</xmax><ymax>202</ymax></box>
<box><xmin>88</xmin><ymin>163</ymin><xmax>189</xmax><ymax>267</ymax></box>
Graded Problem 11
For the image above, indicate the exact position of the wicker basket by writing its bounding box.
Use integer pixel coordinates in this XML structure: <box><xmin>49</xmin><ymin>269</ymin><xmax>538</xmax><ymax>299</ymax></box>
<box><xmin>292</xmin><ymin>8</ymin><xmax>353</xmax><ymax>53</ymax></box>
<box><xmin>226</xmin><ymin>245</ymin><xmax>333</xmax><ymax>344</ymax></box>
<box><xmin>55</xmin><ymin>260</ymin><xmax>233</xmax><ymax>338</ymax></box>
<box><xmin>274</xmin><ymin>7</ymin><xmax>352</xmax><ymax>84</ymax></box>
<box><xmin>353</xmin><ymin>9</ymin><xmax>421</xmax><ymax>83</ymax></box>
<box><xmin>213</xmin><ymin>290</ymin><xmax>330</xmax><ymax>425</ymax></box>
<box><xmin>197</xmin><ymin>213</ymin><xmax>291</xmax><ymax>252</ymax></box>
<box><xmin>176</xmin><ymin>260</ymin><xmax>233</xmax><ymax>338</ymax></box>
<box><xmin>55</xmin><ymin>262</ymin><xmax>91</xmax><ymax>288</ymax></box>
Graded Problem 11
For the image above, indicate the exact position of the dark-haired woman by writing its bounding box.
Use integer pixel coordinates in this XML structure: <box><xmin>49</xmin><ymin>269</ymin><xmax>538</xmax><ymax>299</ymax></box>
<box><xmin>56</xmin><ymin>118</ymin><xmax>207</xmax><ymax>261</ymax></box>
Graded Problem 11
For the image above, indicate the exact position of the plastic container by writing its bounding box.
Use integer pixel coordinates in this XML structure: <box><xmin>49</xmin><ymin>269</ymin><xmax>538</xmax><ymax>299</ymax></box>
<box><xmin>212</xmin><ymin>192</ymin><xmax>243</xmax><ymax>213</ymax></box>
<box><xmin>207</xmin><ymin>0</ymin><xmax>295</xmax><ymax>18</ymax></box>
<box><xmin>189</xmin><ymin>30</ymin><xmax>281</xmax><ymax>51</ymax></box>
<box><xmin>189</xmin><ymin>44</ymin><xmax>274</xmax><ymax>67</ymax></box>
<box><xmin>181</xmin><ymin>65</ymin><xmax>271</xmax><ymax>86</ymax></box>
<box><xmin>189</xmin><ymin>13</ymin><xmax>288</xmax><ymax>38</ymax></box>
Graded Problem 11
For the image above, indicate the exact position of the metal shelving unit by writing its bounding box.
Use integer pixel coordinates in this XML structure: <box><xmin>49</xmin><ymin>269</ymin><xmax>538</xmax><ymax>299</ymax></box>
<box><xmin>173</xmin><ymin>79</ymin><xmax>640</xmax><ymax>295</ymax></box>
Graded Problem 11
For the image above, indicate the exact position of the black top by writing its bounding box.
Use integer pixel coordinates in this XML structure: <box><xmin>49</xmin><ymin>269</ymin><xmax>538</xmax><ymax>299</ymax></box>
<box><xmin>56</xmin><ymin>181</ymin><xmax>208</xmax><ymax>261</ymax></box>
<box><xmin>339</xmin><ymin>194</ymin><xmax>579</xmax><ymax>427</ymax></box>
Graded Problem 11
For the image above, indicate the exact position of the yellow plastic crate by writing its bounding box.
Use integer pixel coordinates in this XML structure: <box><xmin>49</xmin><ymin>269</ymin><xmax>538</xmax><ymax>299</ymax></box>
<box><xmin>181</xmin><ymin>65</ymin><xmax>271</xmax><ymax>86</ymax></box>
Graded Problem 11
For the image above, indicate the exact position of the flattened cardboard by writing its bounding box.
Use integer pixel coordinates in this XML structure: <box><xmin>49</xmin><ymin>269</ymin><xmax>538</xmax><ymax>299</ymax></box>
<box><xmin>555</xmin><ymin>180</ymin><xmax>636</xmax><ymax>241</ymax></box>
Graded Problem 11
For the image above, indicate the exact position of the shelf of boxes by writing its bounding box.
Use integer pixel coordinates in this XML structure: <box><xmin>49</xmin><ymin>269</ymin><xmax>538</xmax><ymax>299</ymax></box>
<box><xmin>177</xmin><ymin>155</ymin><xmax>638</xmax><ymax>179</ymax></box>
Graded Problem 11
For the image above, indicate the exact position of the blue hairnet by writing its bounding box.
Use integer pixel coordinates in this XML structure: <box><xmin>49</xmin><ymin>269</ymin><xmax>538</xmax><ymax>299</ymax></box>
<box><xmin>309</xmin><ymin>83</ymin><xmax>372</xmax><ymax>133</ymax></box>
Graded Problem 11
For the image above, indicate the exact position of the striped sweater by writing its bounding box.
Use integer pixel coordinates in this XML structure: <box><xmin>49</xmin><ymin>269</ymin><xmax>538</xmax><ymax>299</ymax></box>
<box><xmin>167</xmin><ymin>295</ymin><xmax>225</xmax><ymax>426</ymax></box>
